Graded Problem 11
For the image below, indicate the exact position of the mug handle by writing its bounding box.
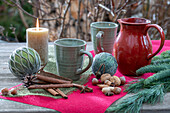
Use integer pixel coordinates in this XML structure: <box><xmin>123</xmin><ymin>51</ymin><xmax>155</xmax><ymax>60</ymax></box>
<box><xmin>96</xmin><ymin>31</ymin><xmax>104</xmax><ymax>53</ymax></box>
<box><xmin>76</xmin><ymin>49</ymin><xmax>93</xmax><ymax>75</ymax></box>
<box><xmin>144</xmin><ymin>24</ymin><xmax>165</xmax><ymax>60</ymax></box>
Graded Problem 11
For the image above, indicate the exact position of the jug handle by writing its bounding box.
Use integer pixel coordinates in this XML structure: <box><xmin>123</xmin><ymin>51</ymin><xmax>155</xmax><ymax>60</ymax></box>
<box><xmin>96</xmin><ymin>31</ymin><xmax>104</xmax><ymax>53</ymax></box>
<box><xmin>144</xmin><ymin>24</ymin><xmax>165</xmax><ymax>60</ymax></box>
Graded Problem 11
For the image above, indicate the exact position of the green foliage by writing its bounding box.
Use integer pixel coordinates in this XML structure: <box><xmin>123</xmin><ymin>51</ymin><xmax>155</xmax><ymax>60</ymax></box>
<box><xmin>106</xmin><ymin>84</ymin><xmax>166</xmax><ymax>113</ymax></box>
<box><xmin>144</xmin><ymin>69</ymin><xmax>170</xmax><ymax>85</ymax></box>
<box><xmin>124</xmin><ymin>79</ymin><xmax>145</xmax><ymax>93</ymax></box>
<box><xmin>151</xmin><ymin>50</ymin><xmax>170</xmax><ymax>63</ymax></box>
<box><xmin>106</xmin><ymin>50</ymin><xmax>170</xmax><ymax>113</ymax></box>
<box><xmin>152</xmin><ymin>58</ymin><xmax>170</xmax><ymax>64</ymax></box>
<box><xmin>0</xmin><ymin>2</ymin><xmax>33</xmax><ymax>42</ymax></box>
<box><xmin>136</xmin><ymin>63</ymin><xmax>170</xmax><ymax>75</ymax></box>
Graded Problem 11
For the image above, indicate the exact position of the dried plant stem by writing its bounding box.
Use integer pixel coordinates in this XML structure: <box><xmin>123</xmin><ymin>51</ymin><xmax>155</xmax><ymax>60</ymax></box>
<box><xmin>58</xmin><ymin>0</ymin><xmax>71</xmax><ymax>39</ymax></box>
<box><xmin>4</xmin><ymin>0</ymin><xmax>62</xmax><ymax>21</ymax></box>
<box><xmin>76</xmin><ymin>0</ymin><xmax>82</xmax><ymax>39</ymax></box>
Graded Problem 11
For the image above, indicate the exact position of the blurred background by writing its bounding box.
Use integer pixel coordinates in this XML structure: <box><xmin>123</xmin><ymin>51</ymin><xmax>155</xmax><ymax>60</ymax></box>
<box><xmin>0</xmin><ymin>0</ymin><xmax>169</xmax><ymax>42</ymax></box>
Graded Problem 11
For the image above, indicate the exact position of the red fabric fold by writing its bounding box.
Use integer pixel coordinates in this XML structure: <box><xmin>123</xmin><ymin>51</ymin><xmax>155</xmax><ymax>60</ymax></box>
<box><xmin>0</xmin><ymin>40</ymin><xmax>170</xmax><ymax>113</ymax></box>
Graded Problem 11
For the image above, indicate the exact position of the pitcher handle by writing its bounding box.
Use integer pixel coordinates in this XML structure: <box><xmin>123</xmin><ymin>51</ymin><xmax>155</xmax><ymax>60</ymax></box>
<box><xmin>96</xmin><ymin>31</ymin><xmax>104</xmax><ymax>53</ymax></box>
<box><xmin>76</xmin><ymin>49</ymin><xmax>93</xmax><ymax>75</ymax></box>
<box><xmin>144</xmin><ymin>24</ymin><xmax>165</xmax><ymax>60</ymax></box>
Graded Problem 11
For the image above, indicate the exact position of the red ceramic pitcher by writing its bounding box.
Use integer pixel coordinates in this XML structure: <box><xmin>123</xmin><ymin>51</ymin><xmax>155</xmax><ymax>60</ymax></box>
<box><xmin>114</xmin><ymin>18</ymin><xmax>165</xmax><ymax>75</ymax></box>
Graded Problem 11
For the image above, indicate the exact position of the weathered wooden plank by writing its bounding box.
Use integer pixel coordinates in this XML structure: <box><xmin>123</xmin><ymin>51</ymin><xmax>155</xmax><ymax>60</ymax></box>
<box><xmin>0</xmin><ymin>99</ymin><xmax>58</xmax><ymax>113</ymax></box>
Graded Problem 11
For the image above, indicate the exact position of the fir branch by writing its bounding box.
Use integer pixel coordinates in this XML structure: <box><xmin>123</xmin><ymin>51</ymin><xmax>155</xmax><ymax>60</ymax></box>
<box><xmin>151</xmin><ymin>50</ymin><xmax>170</xmax><ymax>62</ymax></box>
<box><xmin>136</xmin><ymin>64</ymin><xmax>170</xmax><ymax>75</ymax></box>
<box><xmin>151</xmin><ymin>55</ymin><xmax>163</xmax><ymax>61</ymax></box>
<box><xmin>106</xmin><ymin>85</ymin><xmax>165</xmax><ymax>113</ymax></box>
<box><xmin>161</xmin><ymin>50</ymin><xmax>170</xmax><ymax>58</ymax></box>
<box><xmin>144</xmin><ymin>69</ymin><xmax>170</xmax><ymax>85</ymax></box>
<box><xmin>124</xmin><ymin>79</ymin><xmax>145</xmax><ymax>93</ymax></box>
<box><xmin>125</xmin><ymin>77</ymin><xmax>170</xmax><ymax>94</ymax></box>
<box><xmin>151</xmin><ymin>58</ymin><xmax>170</xmax><ymax>64</ymax></box>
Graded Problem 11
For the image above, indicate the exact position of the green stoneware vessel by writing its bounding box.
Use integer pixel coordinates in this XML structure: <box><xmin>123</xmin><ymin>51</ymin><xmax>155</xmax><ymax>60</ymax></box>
<box><xmin>54</xmin><ymin>38</ymin><xmax>93</xmax><ymax>80</ymax></box>
<box><xmin>90</xmin><ymin>22</ymin><xmax>118</xmax><ymax>54</ymax></box>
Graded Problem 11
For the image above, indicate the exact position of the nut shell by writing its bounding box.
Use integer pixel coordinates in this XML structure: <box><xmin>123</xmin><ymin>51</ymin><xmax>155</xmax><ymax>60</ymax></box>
<box><xmin>105</xmin><ymin>91</ymin><xmax>114</xmax><ymax>96</ymax></box>
<box><xmin>113</xmin><ymin>87</ymin><xmax>121</xmax><ymax>94</ymax></box>
<box><xmin>97</xmin><ymin>84</ymin><xmax>109</xmax><ymax>89</ymax></box>
<box><xmin>100</xmin><ymin>73</ymin><xmax>111</xmax><ymax>83</ymax></box>
<box><xmin>11</xmin><ymin>89</ymin><xmax>17</xmax><ymax>95</ymax></box>
<box><xmin>119</xmin><ymin>76</ymin><xmax>126</xmax><ymax>85</ymax></box>
<box><xmin>92</xmin><ymin>78</ymin><xmax>99</xmax><ymax>85</ymax></box>
<box><xmin>1</xmin><ymin>88</ymin><xmax>9</xmax><ymax>95</ymax></box>
<box><xmin>110</xmin><ymin>76</ymin><xmax>115</xmax><ymax>83</ymax></box>
<box><xmin>102</xmin><ymin>87</ymin><xmax>110</xmax><ymax>94</ymax></box>
<box><xmin>110</xmin><ymin>76</ymin><xmax>121</xmax><ymax>86</ymax></box>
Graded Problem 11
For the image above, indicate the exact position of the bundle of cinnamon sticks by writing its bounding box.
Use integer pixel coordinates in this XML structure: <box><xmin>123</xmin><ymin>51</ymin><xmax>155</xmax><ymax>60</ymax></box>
<box><xmin>24</xmin><ymin>67</ymin><xmax>93</xmax><ymax>99</ymax></box>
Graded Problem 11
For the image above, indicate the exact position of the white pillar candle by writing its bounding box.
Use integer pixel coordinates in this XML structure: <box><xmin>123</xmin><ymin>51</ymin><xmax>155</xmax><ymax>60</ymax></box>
<box><xmin>26</xmin><ymin>19</ymin><xmax>48</xmax><ymax>65</ymax></box>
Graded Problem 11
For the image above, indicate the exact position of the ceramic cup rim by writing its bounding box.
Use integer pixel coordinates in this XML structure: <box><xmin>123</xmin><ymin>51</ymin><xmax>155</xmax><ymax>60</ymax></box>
<box><xmin>118</xmin><ymin>18</ymin><xmax>151</xmax><ymax>25</ymax></box>
<box><xmin>54</xmin><ymin>38</ymin><xmax>86</xmax><ymax>48</ymax></box>
<box><xmin>90</xmin><ymin>22</ymin><xmax>118</xmax><ymax>29</ymax></box>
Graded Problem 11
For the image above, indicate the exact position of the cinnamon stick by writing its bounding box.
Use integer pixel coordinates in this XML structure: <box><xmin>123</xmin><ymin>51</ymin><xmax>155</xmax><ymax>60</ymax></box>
<box><xmin>36</xmin><ymin>74</ymin><xmax>71</xmax><ymax>84</ymax></box>
<box><xmin>45</xmin><ymin>88</ymin><xmax>59</xmax><ymax>96</ymax></box>
<box><xmin>28</xmin><ymin>84</ymin><xmax>74</xmax><ymax>89</ymax></box>
<box><xmin>32</xmin><ymin>79</ymin><xmax>47</xmax><ymax>84</ymax></box>
<box><xmin>55</xmin><ymin>88</ymin><xmax>68</xmax><ymax>99</ymax></box>
<box><xmin>39</xmin><ymin>69</ymin><xmax>73</xmax><ymax>83</ymax></box>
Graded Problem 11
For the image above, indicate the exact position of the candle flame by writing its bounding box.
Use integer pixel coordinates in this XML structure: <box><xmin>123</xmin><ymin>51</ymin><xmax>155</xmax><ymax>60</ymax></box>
<box><xmin>36</xmin><ymin>18</ymin><xmax>39</xmax><ymax>31</ymax></box>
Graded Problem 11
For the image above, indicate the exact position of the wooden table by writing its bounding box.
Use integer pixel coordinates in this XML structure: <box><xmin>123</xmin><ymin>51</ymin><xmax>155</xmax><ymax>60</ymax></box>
<box><xmin>0</xmin><ymin>42</ymin><xmax>170</xmax><ymax>113</ymax></box>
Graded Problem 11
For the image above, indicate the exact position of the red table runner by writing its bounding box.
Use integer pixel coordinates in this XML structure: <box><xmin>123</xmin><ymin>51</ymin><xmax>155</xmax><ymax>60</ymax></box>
<box><xmin>0</xmin><ymin>40</ymin><xmax>170</xmax><ymax>113</ymax></box>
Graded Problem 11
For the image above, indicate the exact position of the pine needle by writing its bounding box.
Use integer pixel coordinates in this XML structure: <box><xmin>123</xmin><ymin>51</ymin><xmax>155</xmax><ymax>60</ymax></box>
<box><xmin>144</xmin><ymin>69</ymin><xmax>170</xmax><ymax>85</ymax></box>
<box><xmin>151</xmin><ymin>58</ymin><xmax>170</xmax><ymax>64</ymax></box>
<box><xmin>106</xmin><ymin>85</ymin><xmax>165</xmax><ymax>113</ymax></box>
<box><xmin>136</xmin><ymin>64</ymin><xmax>170</xmax><ymax>75</ymax></box>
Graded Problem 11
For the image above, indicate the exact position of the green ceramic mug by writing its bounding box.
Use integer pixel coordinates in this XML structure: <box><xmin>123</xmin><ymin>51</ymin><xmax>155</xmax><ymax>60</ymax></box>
<box><xmin>90</xmin><ymin>22</ymin><xmax>118</xmax><ymax>54</ymax></box>
<box><xmin>54</xmin><ymin>38</ymin><xmax>93</xmax><ymax>80</ymax></box>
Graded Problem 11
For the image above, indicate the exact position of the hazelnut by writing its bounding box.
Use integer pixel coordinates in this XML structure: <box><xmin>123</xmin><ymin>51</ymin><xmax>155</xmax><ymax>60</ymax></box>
<box><xmin>119</xmin><ymin>76</ymin><xmax>126</xmax><ymax>85</ymax></box>
<box><xmin>97</xmin><ymin>84</ymin><xmax>109</xmax><ymax>89</ymax></box>
<box><xmin>105</xmin><ymin>91</ymin><xmax>114</xmax><ymax>96</ymax></box>
<box><xmin>11</xmin><ymin>89</ymin><xmax>17</xmax><ymax>95</ymax></box>
<box><xmin>102</xmin><ymin>87</ymin><xmax>110</xmax><ymax>94</ymax></box>
<box><xmin>100</xmin><ymin>73</ymin><xmax>111</xmax><ymax>83</ymax></box>
<box><xmin>92</xmin><ymin>78</ymin><xmax>99</xmax><ymax>85</ymax></box>
<box><xmin>113</xmin><ymin>87</ymin><xmax>121</xmax><ymax>94</ymax></box>
<box><xmin>1</xmin><ymin>88</ymin><xmax>9</xmax><ymax>95</ymax></box>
